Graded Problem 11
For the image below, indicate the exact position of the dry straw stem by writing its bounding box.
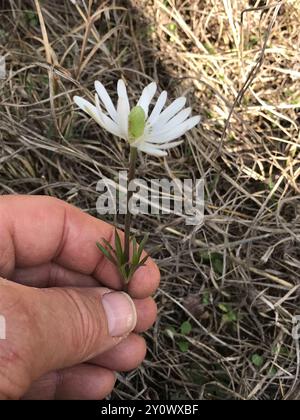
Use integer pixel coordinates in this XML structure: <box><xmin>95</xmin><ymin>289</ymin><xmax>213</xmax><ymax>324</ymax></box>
<box><xmin>1</xmin><ymin>0</ymin><xmax>300</xmax><ymax>400</ymax></box>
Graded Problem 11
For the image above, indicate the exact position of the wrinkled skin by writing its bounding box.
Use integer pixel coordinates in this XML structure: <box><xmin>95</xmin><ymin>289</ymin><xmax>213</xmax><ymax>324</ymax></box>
<box><xmin>0</xmin><ymin>196</ymin><xmax>159</xmax><ymax>399</ymax></box>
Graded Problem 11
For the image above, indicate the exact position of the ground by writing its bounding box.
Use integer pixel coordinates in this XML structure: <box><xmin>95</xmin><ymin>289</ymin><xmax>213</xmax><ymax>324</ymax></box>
<box><xmin>0</xmin><ymin>0</ymin><xmax>300</xmax><ymax>400</ymax></box>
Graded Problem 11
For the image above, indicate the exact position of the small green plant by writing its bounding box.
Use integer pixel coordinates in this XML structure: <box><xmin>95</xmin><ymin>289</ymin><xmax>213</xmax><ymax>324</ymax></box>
<box><xmin>218</xmin><ymin>303</ymin><xmax>237</xmax><ymax>324</ymax></box>
<box><xmin>268</xmin><ymin>366</ymin><xmax>277</xmax><ymax>377</ymax></box>
<box><xmin>97</xmin><ymin>229</ymin><xmax>149</xmax><ymax>285</ymax></box>
<box><xmin>178</xmin><ymin>341</ymin><xmax>189</xmax><ymax>353</ymax></box>
<box><xmin>180</xmin><ymin>320</ymin><xmax>192</xmax><ymax>335</ymax></box>
<box><xmin>251</xmin><ymin>354</ymin><xmax>264</xmax><ymax>368</ymax></box>
<box><xmin>178</xmin><ymin>320</ymin><xmax>192</xmax><ymax>352</ymax></box>
<box><xmin>202</xmin><ymin>291</ymin><xmax>210</xmax><ymax>305</ymax></box>
<box><xmin>24</xmin><ymin>10</ymin><xmax>38</xmax><ymax>27</ymax></box>
<box><xmin>202</xmin><ymin>252</ymin><xmax>224</xmax><ymax>275</ymax></box>
<box><xmin>165</xmin><ymin>320</ymin><xmax>193</xmax><ymax>353</ymax></box>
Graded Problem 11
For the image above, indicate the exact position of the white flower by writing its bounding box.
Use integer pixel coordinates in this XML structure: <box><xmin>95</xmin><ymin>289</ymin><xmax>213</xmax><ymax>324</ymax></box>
<box><xmin>74</xmin><ymin>79</ymin><xmax>200</xmax><ymax>157</ymax></box>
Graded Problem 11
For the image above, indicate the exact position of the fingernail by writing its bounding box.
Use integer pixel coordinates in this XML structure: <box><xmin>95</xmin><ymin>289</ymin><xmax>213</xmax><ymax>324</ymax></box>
<box><xmin>102</xmin><ymin>292</ymin><xmax>137</xmax><ymax>337</ymax></box>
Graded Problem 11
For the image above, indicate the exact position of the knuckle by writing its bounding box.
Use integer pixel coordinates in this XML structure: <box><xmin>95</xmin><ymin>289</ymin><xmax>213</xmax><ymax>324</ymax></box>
<box><xmin>0</xmin><ymin>279</ymin><xmax>34</xmax><ymax>399</ymax></box>
<box><xmin>58</xmin><ymin>289</ymin><xmax>102</xmax><ymax>359</ymax></box>
<box><xmin>0</xmin><ymin>351</ymin><xmax>30</xmax><ymax>400</ymax></box>
<box><xmin>49</xmin><ymin>263</ymin><xmax>65</xmax><ymax>287</ymax></box>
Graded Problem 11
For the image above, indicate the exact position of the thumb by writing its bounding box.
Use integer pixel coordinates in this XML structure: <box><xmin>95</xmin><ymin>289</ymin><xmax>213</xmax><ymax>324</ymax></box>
<box><xmin>0</xmin><ymin>277</ymin><xmax>137</xmax><ymax>399</ymax></box>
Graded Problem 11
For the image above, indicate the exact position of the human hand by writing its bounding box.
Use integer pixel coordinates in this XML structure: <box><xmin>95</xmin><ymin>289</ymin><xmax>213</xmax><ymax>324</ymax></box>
<box><xmin>0</xmin><ymin>195</ymin><xmax>160</xmax><ymax>399</ymax></box>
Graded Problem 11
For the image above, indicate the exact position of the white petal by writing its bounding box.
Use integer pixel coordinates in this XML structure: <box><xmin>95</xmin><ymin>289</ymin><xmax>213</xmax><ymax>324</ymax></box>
<box><xmin>168</xmin><ymin>107</ymin><xmax>192</xmax><ymax>126</ymax></box>
<box><xmin>150</xmin><ymin>140</ymin><xmax>183</xmax><ymax>150</ymax></box>
<box><xmin>117</xmin><ymin>79</ymin><xmax>130</xmax><ymax>110</ymax></box>
<box><xmin>74</xmin><ymin>96</ymin><xmax>102</xmax><ymax>124</ymax></box>
<box><xmin>137</xmin><ymin>82</ymin><xmax>157</xmax><ymax>117</ymax></box>
<box><xmin>95</xmin><ymin>94</ymin><xmax>122</xmax><ymax>137</ymax></box>
<box><xmin>117</xmin><ymin>98</ymin><xmax>130</xmax><ymax>139</ymax></box>
<box><xmin>151</xmin><ymin>107</ymin><xmax>191</xmax><ymax>136</ymax></box>
<box><xmin>147</xmin><ymin>115</ymin><xmax>200</xmax><ymax>144</ymax></box>
<box><xmin>185</xmin><ymin>115</ymin><xmax>201</xmax><ymax>130</ymax></box>
<box><xmin>95</xmin><ymin>81</ymin><xmax>117</xmax><ymax>121</ymax></box>
<box><xmin>153</xmin><ymin>97</ymin><xmax>187</xmax><ymax>127</ymax></box>
<box><xmin>117</xmin><ymin>80</ymin><xmax>130</xmax><ymax>138</ymax></box>
<box><xmin>136</xmin><ymin>143</ymin><xmax>167</xmax><ymax>156</ymax></box>
<box><xmin>147</xmin><ymin>91</ymin><xmax>167</xmax><ymax>125</ymax></box>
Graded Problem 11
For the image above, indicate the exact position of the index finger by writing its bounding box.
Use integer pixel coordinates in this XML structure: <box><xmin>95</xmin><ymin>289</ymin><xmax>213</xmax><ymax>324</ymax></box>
<box><xmin>0</xmin><ymin>195</ymin><xmax>160</xmax><ymax>298</ymax></box>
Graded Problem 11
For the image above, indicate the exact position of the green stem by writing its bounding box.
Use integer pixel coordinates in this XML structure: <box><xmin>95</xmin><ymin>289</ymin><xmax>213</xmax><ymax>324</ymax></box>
<box><xmin>124</xmin><ymin>146</ymin><xmax>137</xmax><ymax>265</ymax></box>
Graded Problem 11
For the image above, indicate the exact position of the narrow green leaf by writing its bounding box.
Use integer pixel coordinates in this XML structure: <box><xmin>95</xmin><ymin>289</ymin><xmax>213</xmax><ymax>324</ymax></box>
<box><xmin>130</xmin><ymin>257</ymin><xmax>149</xmax><ymax>276</ymax></box>
<box><xmin>119</xmin><ymin>264</ymin><xmax>129</xmax><ymax>283</ymax></box>
<box><xmin>139</xmin><ymin>254</ymin><xmax>149</xmax><ymax>266</ymax></box>
<box><xmin>127</xmin><ymin>265</ymin><xmax>136</xmax><ymax>283</ymax></box>
<box><xmin>137</xmin><ymin>233</ymin><xmax>149</xmax><ymax>261</ymax></box>
<box><xmin>96</xmin><ymin>242</ymin><xmax>116</xmax><ymax>264</ymax></box>
<box><xmin>101</xmin><ymin>238</ymin><xmax>115</xmax><ymax>254</ymax></box>
<box><xmin>96</xmin><ymin>242</ymin><xmax>110</xmax><ymax>258</ymax></box>
<box><xmin>132</xmin><ymin>236</ymin><xmax>138</xmax><ymax>254</ymax></box>
<box><xmin>131</xmin><ymin>236</ymin><xmax>139</xmax><ymax>266</ymax></box>
<box><xmin>114</xmin><ymin>229</ymin><xmax>124</xmax><ymax>263</ymax></box>
<box><xmin>218</xmin><ymin>303</ymin><xmax>229</xmax><ymax>313</ymax></box>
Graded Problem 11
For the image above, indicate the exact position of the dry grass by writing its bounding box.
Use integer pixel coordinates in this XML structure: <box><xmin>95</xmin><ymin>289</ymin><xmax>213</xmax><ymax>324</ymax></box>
<box><xmin>1</xmin><ymin>0</ymin><xmax>300</xmax><ymax>400</ymax></box>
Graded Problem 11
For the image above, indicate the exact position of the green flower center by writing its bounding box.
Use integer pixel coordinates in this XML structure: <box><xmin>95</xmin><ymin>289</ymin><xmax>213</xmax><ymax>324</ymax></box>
<box><xmin>128</xmin><ymin>106</ymin><xmax>146</xmax><ymax>142</ymax></box>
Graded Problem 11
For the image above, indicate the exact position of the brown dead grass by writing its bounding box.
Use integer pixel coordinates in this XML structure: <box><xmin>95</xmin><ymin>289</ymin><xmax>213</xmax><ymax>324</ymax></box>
<box><xmin>1</xmin><ymin>0</ymin><xmax>300</xmax><ymax>400</ymax></box>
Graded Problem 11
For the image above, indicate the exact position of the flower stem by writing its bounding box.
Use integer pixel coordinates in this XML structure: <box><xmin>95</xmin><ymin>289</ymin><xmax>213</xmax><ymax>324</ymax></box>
<box><xmin>124</xmin><ymin>146</ymin><xmax>137</xmax><ymax>265</ymax></box>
